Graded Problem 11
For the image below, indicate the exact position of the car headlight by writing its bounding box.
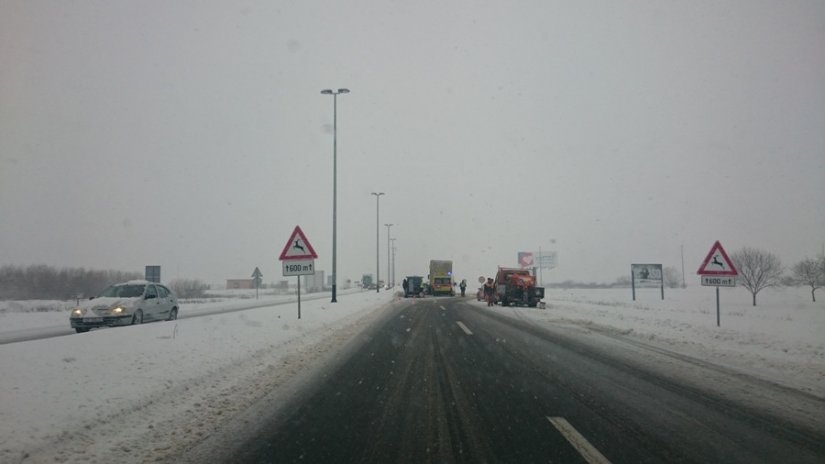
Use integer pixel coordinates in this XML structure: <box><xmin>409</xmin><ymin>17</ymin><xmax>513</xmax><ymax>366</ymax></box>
<box><xmin>111</xmin><ymin>306</ymin><xmax>126</xmax><ymax>314</ymax></box>
<box><xmin>71</xmin><ymin>308</ymin><xmax>84</xmax><ymax>317</ymax></box>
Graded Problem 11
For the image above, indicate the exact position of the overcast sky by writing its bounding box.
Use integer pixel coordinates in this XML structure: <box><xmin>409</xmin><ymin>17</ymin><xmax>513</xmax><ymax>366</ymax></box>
<box><xmin>2</xmin><ymin>0</ymin><xmax>824</xmax><ymax>288</ymax></box>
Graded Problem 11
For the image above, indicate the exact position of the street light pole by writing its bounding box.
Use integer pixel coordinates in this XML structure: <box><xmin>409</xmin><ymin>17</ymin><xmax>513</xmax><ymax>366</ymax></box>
<box><xmin>371</xmin><ymin>192</ymin><xmax>384</xmax><ymax>293</ymax></box>
<box><xmin>321</xmin><ymin>88</ymin><xmax>349</xmax><ymax>303</ymax></box>
<box><xmin>389</xmin><ymin>238</ymin><xmax>397</xmax><ymax>287</ymax></box>
<box><xmin>385</xmin><ymin>224</ymin><xmax>393</xmax><ymax>288</ymax></box>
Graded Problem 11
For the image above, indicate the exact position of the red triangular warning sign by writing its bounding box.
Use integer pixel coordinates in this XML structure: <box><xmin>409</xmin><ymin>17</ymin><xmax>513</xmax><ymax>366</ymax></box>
<box><xmin>278</xmin><ymin>226</ymin><xmax>318</xmax><ymax>260</ymax></box>
<box><xmin>697</xmin><ymin>241</ymin><xmax>738</xmax><ymax>276</ymax></box>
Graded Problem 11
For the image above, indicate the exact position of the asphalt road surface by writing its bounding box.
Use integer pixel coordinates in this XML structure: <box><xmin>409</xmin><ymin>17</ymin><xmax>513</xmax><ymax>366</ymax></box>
<box><xmin>230</xmin><ymin>297</ymin><xmax>825</xmax><ymax>463</ymax></box>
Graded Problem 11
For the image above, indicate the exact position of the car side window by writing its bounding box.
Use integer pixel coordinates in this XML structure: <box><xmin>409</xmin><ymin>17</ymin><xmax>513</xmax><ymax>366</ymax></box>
<box><xmin>145</xmin><ymin>285</ymin><xmax>158</xmax><ymax>299</ymax></box>
<box><xmin>157</xmin><ymin>286</ymin><xmax>169</xmax><ymax>298</ymax></box>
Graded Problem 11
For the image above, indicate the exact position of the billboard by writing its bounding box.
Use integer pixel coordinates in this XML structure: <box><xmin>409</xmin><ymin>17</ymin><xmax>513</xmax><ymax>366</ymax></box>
<box><xmin>631</xmin><ymin>264</ymin><xmax>662</xmax><ymax>283</ymax></box>
<box><xmin>517</xmin><ymin>252</ymin><xmax>535</xmax><ymax>268</ymax></box>
<box><xmin>518</xmin><ymin>251</ymin><xmax>558</xmax><ymax>269</ymax></box>
<box><xmin>631</xmin><ymin>263</ymin><xmax>664</xmax><ymax>300</ymax></box>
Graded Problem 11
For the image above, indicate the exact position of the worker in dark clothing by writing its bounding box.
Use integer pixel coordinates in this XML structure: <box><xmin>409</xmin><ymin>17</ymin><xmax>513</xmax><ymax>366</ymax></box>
<box><xmin>459</xmin><ymin>279</ymin><xmax>467</xmax><ymax>297</ymax></box>
<box><xmin>483</xmin><ymin>278</ymin><xmax>496</xmax><ymax>306</ymax></box>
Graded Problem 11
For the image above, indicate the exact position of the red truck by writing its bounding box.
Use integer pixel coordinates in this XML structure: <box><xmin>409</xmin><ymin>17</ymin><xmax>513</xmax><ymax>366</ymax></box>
<box><xmin>494</xmin><ymin>267</ymin><xmax>544</xmax><ymax>307</ymax></box>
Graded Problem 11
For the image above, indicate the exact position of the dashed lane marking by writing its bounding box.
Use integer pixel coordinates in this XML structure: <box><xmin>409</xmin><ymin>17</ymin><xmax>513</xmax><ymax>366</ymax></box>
<box><xmin>547</xmin><ymin>417</ymin><xmax>611</xmax><ymax>464</ymax></box>
<box><xmin>456</xmin><ymin>321</ymin><xmax>473</xmax><ymax>335</ymax></box>
<box><xmin>440</xmin><ymin>305</ymin><xmax>446</xmax><ymax>311</ymax></box>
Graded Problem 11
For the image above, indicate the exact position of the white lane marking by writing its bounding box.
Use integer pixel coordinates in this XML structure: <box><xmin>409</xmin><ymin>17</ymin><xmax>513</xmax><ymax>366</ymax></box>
<box><xmin>456</xmin><ymin>321</ymin><xmax>473</xmax><ymax>335</ymax></box>
<box><xmin>440</xmin><ymin>305</ymin><xmax>446</xmax><ymax>311</ymax></box>
<box><xmin>547</xmin><ymin>417</ymin><xmax>611</xmax><ymax>464</ymax></box>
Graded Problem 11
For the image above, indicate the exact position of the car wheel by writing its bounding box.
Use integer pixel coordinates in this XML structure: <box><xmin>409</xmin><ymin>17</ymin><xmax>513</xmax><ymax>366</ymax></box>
<box><xmin>167</xmin><ymin>307</ymin><xmax>178</xmax><ymax>321</ymax></box>
<box><xmin>132</xmin><ymin>309</ymin><xmax>144</xmax><ymax>325</ymax></box>
<box><xmin>75</xmin><ymin>328</ymin><xmax>89</xmax><ymax>333</ymax></box>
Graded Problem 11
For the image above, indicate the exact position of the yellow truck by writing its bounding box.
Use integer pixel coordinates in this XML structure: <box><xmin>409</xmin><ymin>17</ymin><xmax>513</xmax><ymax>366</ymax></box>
<box><xmin>428</xmin><ymin>260</ymin><xmax>454</xmax><ymax>296</ymax></box>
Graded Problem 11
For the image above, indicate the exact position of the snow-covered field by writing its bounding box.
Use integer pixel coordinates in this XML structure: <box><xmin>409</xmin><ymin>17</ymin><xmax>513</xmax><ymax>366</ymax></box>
<box><xmin>522</xmin><ymin>286</ymin><xmax>825</xmax><ymax>395</ymax></box>
<box><xmin>0</xmin><ymin>285</ymin><xmax>823</xmax><ymax>463</ymax></box>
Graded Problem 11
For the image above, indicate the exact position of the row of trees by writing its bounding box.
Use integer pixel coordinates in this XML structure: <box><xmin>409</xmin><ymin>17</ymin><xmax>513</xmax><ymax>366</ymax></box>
<box><xmin>731</xmin><ymin>248</ymin><xmax>825</xmax><ymax>305</ymax></box>
<box><xmin>0</xmin><ymin>265</ymin><xmax>142</xmax><ymax>300</ymax></box>
<box><xmin>168</xmin><ymin>279</ymin><xmax>210</xmax><ymax>299</ymax></box>
<box><xmin>0</xmin><ymin>265</ymin><xmax>217</xmax><ymax>301</ymax></box>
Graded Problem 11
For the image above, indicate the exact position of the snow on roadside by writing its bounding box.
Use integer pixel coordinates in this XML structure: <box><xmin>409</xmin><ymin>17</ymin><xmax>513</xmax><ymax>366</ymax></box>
<box><xmin>505</xmin><ymin>286</ymin><xmax>825</xmax><ymax>396</ymax></box>
<box><xmin>2</xmin><ymin>285</ymin><xmax>823</xmax><ymax>463</ymax></box>
<box><xmin>0</xmin><ymin>290</ymin><xmax>396</xmax><ymax>464</ymax></box>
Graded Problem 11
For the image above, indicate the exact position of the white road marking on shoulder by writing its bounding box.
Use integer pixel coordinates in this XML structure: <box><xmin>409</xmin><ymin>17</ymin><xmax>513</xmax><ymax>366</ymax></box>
<box><xmin>456</xmin><ymin>321</ymin><xmax>473</xmax><ymax>335</ymax></box>
<box><xmin>547</xmin><ymin>417</ymin><xmax>611</xmax><ymax>464</ymax></box>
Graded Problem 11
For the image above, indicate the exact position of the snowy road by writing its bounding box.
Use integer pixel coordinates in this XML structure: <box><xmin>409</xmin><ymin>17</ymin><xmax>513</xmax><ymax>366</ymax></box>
<box><xmin>2</xmin><ymin>288</ymin><xmax>823</xmax><ymax>463</ymax></box>
<box><xmin>222</xmin><ymin>297</ymin><xmax>825</xmax><ymax>463</ymax></box>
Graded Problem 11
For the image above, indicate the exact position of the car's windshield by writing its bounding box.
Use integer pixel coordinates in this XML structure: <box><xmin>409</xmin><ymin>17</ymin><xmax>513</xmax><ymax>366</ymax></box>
<box><xmin>99</xmin><ymin>284</ymin><xmax>145</xmax><ymax>298</ymax></box>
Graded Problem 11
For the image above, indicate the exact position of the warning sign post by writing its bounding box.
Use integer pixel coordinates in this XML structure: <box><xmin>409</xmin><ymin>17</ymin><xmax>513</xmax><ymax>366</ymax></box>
<box><xmin>279</xmin><ymin>226</ymin><xmax>318</xmax><ymax>319</ymax></box>
<box><xmin>697</xmin><ymin>241</ymin><xmax>738</xmax><ymax>327</ymax></box>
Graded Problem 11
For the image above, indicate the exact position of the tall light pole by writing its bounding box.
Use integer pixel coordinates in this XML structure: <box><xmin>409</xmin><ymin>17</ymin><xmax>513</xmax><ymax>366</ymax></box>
<box><xmin>390</xmin><ymin>238</ymin><xmax>397</xmax><ymax>287</ymax></box>
<box><xmin>385</xmin><ymin>223</ymin><xmax>393</xmax><ymax>288</ymax></box>
<box><xmin>321</xmin><ymin>88</ymin><xmax>349</xmax><ymax>303</ymax></box>
<box><xmin>371</xmin><ymin>192</ymin><xmax>384</xmax><ymax>293</ymax></box>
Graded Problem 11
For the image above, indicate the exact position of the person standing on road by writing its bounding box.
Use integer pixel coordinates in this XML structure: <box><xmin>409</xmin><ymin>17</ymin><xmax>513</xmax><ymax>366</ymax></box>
<box><xmin>459</xmin><ymin>279</ymin><xmax>467</xmax><ymax>297</ymax></box>
<box><xmin>484</xmin><ymin>278</ymin><xmax>496</xmax><ymax>306</ymax></box>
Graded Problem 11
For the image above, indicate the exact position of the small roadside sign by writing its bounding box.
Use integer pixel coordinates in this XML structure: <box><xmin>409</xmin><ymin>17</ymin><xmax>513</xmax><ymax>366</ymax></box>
<box><xmin>697</xmin><ymin>241</ymin><xmax>738</xmax><ymax>276</ymax></box>
<box><xmin>282</xmin><ymin>259</ymin><xmax>315</xmax><ymax>276</ymax></box>
<box><xmin>252</xmin><ymin>267</ymin><xmax>263</xmax><ymax>299</ymax></box>
<box><xmin>278</xmin><ymin>226</ymin><xmax>318</xmax><ymax>320</ymax></box>
<box><xmin>701</xmin><ymin>275</ymin><xmax>736</xmax><ymax>287</ymax></box>
<box><xmin>279</xmin><ymin>226</ymin><xmax>318</xmax><ymax>261</ymax></box>
<box><xmin>697</xmin><ymin>240</ymin><xmax>738</xmax><ymax>327</ymax></box>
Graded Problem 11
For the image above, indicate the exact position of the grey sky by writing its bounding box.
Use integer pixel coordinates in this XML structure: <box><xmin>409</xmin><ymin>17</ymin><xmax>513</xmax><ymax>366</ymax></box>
<box><xmin>2</xmin><ymin>1</ymin><xmax>824</xmax><ymax>287</ymax></box>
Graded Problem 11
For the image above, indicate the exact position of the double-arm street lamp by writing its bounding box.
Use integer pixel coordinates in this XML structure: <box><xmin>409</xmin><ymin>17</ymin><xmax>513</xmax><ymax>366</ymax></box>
<box><xmin>385</xmin><ymin>223</ymin><xmax>393</xmax><ymax>289</ymax></box>
<box><xmin>371</xmin><ymin>192</ymin><xmax>384</xmax><ymax>293</ymax></box>
<box><xmin>321</xmin><ymin>88</ymin><xmax>349</xmax><ymax>303</ymax></box>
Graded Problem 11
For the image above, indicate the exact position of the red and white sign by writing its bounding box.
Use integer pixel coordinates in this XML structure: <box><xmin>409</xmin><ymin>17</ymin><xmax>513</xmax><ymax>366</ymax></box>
<box><xmin>697</xmin><ymin>241</ymin><xmax>738</xmax><ymax>276</ymax></box>
<box><xmin>278</xmin><ymin>226</ymin><xmax>318</xmax><ymax>261</ymax></box>
<box><xmin>518</xmin><ymin>252</ymin><xmax>534</xmax><ymax>268</ymax></box>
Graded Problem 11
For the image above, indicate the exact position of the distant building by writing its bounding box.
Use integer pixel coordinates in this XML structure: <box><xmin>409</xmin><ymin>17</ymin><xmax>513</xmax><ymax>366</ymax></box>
<box><xmin>226</xmin><ymin>279</ymin><xmax>255</xmax><ymax>289</ymax></box>
<box><xmin>303</xmin><ymin>271</ymin><xmax>325</xmax><ymax>293</ymax></box>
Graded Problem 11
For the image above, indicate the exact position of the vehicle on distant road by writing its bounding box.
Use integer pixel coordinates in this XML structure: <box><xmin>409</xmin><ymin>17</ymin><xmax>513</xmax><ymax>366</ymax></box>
<box><xmin>494</xmin><ymin>267</ymin><xmax>544</xmax><ymax>307</ymax></box>
<box><xmin>70</xmin><ymin>280</ymin><xmax>179</xmax><ymax>333</ymax></box>
<box><xmin>404</xmin><ymin>276</ymin><xmax>424</xmax><ymax>297</ymax></box>
<box><xmin>428</xmin><ymin>260</ymin><xmax>455</xmax><ymax>296</ymax></box>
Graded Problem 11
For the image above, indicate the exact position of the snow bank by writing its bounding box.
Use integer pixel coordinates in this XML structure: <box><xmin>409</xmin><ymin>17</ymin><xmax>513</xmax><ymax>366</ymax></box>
<box><xmin>511</xmin><ymin>286</ymin><xmax>825</xmax><ymax>396</ymax></box>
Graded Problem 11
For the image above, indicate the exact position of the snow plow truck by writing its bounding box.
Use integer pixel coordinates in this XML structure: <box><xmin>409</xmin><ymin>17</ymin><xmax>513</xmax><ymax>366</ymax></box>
<box><xmin>494</xmin><ymin>267</ymin><xmax>544</xmax><ymax>307</ymax></box>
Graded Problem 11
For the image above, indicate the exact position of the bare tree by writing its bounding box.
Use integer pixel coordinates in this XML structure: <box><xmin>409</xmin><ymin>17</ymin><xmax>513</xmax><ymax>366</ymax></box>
<box><xmin>730</xmin><ymin>247</ymin><xmax>783</xmax><ymax>306</ymax></box>
<box><xmin>792</xmin><ymin>257</ymin><xmax>824</xmax><ymax>302</ymax></box>
<box><xmin>170</xmin><ymin>278</ymin><xmax>209</xmax><ymax>299</ymax></box>
<box><xmin>613</xmin><ymin>275</ymin><xmax>631</xmax><ymax>287</ymax></box>
<box><xmin>0</xmin><ymin>264</ymin><xmax>141</xmax><ymax>300</ymax></box>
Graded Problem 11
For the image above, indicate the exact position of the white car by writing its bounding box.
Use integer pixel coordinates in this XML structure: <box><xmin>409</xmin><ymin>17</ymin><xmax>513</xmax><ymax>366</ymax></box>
<box><xmin>70</xmin><ymin>280</ymin><xmax>179</xmax><ymax>333</ymax></box>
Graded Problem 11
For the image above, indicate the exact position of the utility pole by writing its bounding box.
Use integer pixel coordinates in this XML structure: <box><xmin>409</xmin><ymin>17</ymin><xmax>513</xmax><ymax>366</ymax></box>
<box><xmin>371</xmin><ymin>192</ymin><xmax>384</xmax><ymax>292</ymax></box>
<box><xmin>385</xmin><ymin>223</ymin><xmax>393</xmax><ymax>289</ymax></box>
<box><xmin>390</xmin><ymin>238</ymin><xmax>397</xmax><ymax>287</ymax></box>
